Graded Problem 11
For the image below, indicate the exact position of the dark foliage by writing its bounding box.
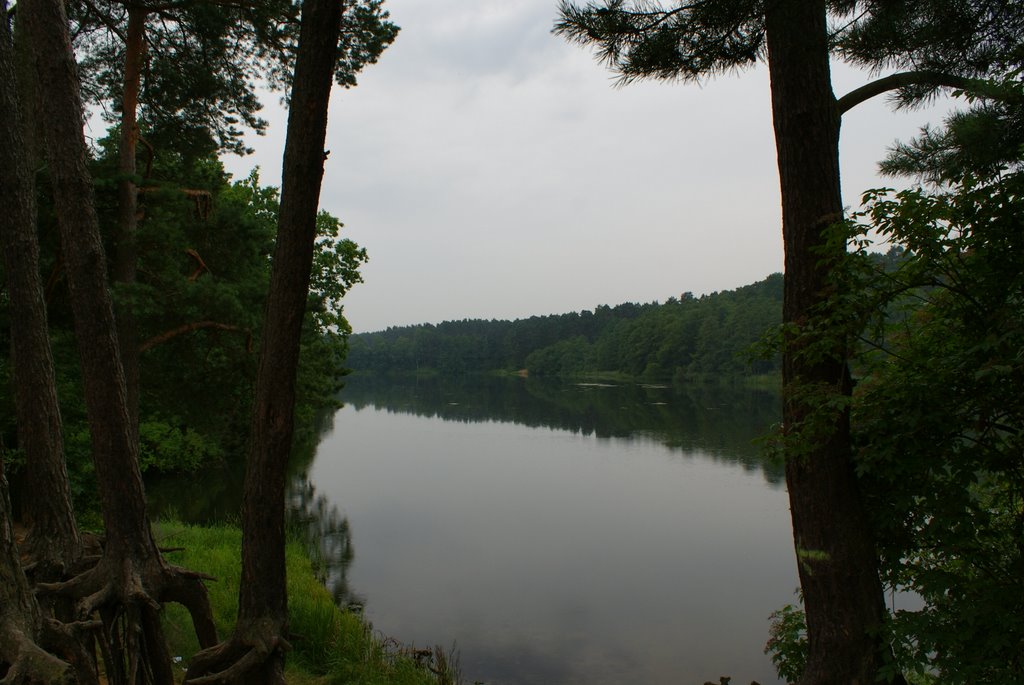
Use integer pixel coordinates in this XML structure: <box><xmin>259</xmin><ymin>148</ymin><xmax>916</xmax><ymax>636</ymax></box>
<box><xmin>70</xmin><ymin>0</ymin><xmax>398</xmax><ymax>158</ymax></box>
<box><xmin>848</xmin><ymin>172</ymin><xmax>1024</xmax><ymax>682</ymax></box>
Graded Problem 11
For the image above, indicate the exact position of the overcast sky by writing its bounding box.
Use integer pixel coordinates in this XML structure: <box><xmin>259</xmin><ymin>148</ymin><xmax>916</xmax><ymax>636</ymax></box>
<box><xmin>222</xmin><ymin>0</ymin><xmax>953</xmax><ymax>333</ymax></box>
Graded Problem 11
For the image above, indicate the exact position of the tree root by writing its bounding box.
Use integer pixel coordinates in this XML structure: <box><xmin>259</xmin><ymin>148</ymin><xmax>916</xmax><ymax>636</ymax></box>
<box><xmin>35</xmin><ymin>551</ymin><xmax>218</xmax><ymax>685</ymax></box>
<box><xmin>40</xmin><ymin>618</ymin><xmax>102</xmax><ymax>685</ymax></box>
<box><xmin>161</xmin><ymin>564</ymin><xmax>218</xmax><ymax>648</ymax></box>
<box><xmin>0</xmin><ymin>624</ymin><xmax>76</xmax><ymax>685</ymax></box>
<box><xmin>183</xmin><ymin>619</ymin><xmax>292</xmax><ymax>685</ymax></box>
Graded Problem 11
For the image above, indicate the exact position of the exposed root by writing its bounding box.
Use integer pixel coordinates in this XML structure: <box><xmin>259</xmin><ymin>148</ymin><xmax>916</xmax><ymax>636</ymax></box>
<box><xmin>35</xmin><ymin>567</ymin><xmax>104</xmax><ymax>605</ymax></box>
<box><xmin>0</xmin><ymin>624</ymin><xmax>76</xmax><ymax>685</ymax></box>
<box><xmin>140</xmin><ymin>604</ymin><xmax>174</xmax><ymax>685</ymax></box>
<box><xmin>18</xmin><ymin>529</ymin><xmax>83</xmax><ymax>588</ymax></box>
<box><xmin>23</xmin><ymin>536</ymin><xmax>101</xmax><ymax>626</ymax></box>
<box><xmin>40</xmin><ymin>618</ymin><xmax>102</xmax><ymax>685</ymax></box>
<box><xmin>79</xmin><ymin>579</ymin><xmax>117</xmax><ymax>619</ymax></box>
<box><xmin>161</xmin><ymin>565</ymin><xmax>217</xmax><ymax>648</ymax></box>
<box><xmin>184</xmin><ymin>620</ymin><xmax>292</xmax><ymax>685</ymax></box>
<box><xmin>165</xmin><ymin>563</ymin><xmax>216</xmax><ymax>583</ymax></box>
<box><xmin>33</xmin><ymin>551</ymin><xmax>218</xmax><ymax>685</ymax></box>
<box><xmin>185</xmin><ymin>646</ymin><xmax>264</xmax><ymax>685</ymax></box>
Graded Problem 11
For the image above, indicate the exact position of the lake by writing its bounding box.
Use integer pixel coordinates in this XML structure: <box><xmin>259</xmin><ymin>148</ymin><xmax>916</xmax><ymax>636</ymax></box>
<box><xmin>302</xmin><ymin>376</ymin><xmax>796</xmax><ymax>685</ymax></box>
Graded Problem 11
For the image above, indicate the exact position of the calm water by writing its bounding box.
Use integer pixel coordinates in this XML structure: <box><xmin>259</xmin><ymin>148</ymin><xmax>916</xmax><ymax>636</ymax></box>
<box><xmin>307</xmin><ymin>377</ymin><xmax>796</xmax><ymax>685</ymax></box>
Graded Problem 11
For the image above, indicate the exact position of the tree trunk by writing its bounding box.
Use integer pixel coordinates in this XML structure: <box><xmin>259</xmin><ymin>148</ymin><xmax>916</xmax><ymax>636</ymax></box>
<box><xmin>1</xmin><ymin>10</ymin><xmax>84</xmax><ymax>680</ymax></box>
<box><xmin>19</xmin><ymin>0</ymin><xmax>217</xmax><ymax>680</ymax></box>
<box><xmin>0</xmin><ymin>466</ymin><xmax>80</xmax><ymax>685</ymax></box>
<box><xmin>0</xmin><ymin>0</ymin><xmax>82</xmax><ymax>578</ymax></box>
<box><xmin>21</xmin><ymin>0</ymin><xmax>153</xmax><ymax>570</ymax></box>
<box><xmin>184</xmin><ymin>1</ymin><xmax>342</xmax><ymax>681</ymax></box>
<box><xmin>764</xmin><ymin>2</ymin><xmax>902</xmax><ymax>683</ymax></box>
<box><xmin>113</xmin><ymin>5</ymin><xmax>146</xmax><ymax>444</ymax></box>
<box><xmin>238</xmin><ymin>0</ymin><xmax>342</xmax><ymax>633</ymax></box>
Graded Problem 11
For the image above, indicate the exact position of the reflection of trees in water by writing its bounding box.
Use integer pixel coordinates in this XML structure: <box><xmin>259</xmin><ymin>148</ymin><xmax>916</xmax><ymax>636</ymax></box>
<box><xmin>145</xmin><ymin>404</ymin><xmax>361</xmax><ymax>607</ymax></box>
<box><xmin>147</xmin><ymin>404</ymin><xmax>344</xmax><ymax>523</ymax></box>
<box><xmin>287</xmin><ymin>474</ymin><xmax>360</xmax><ymax>609</ymax></box>
<box><xmin>148</xmin><ymin>374</ymin><xmax>779</xmax><ymax>617</ymax></box>
<box><xmin>343</xmin><ymin>375</ymin><xmax>784</xmax><ymax>485</ymax></box>
<box><xmin>146</xmin><ymin>457</ymin><xmax>247</xmax><ymax>523</ymax></box>
<box><xmin>147</xmin><ymin>468</ymin><xmax>361</xmax><ymax>607</ymax></box>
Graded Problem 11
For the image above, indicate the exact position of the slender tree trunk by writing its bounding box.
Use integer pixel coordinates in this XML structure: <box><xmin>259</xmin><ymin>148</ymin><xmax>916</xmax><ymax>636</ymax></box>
<box><xmin>114</xmin><ymin>5</ymin><xmax>146</xmax><ymax>444</ymax></box>
<box><xmin>765</xmin><ymin>2</ymin><xmax>902</xmax><ymax>683</ymax></box>
<box><xmin>185</xmin><ymin>1</ymin><xmax>341</xmax><ymax>681</ymax></box>
<box><xmin>0</xmin><ymin>2</ymin><xmax>85</xmax><ymax>644</ymax></box>
<box><xmin>239</xmin><ymin>0</ymin><xmax>341</xmax><ymax>629</ymax></box>
<box><xmin>21</xmin><ymin>0</ymin><xmax>152</xmax><ymax>570</ymax></box>
<box><xmin>0</xmin><ymin>0</ymin><xmax>81</xmax><ymax>578</ymax></box>
<box><xmin>236</xmin><ymin>0</ymin><xmax>342</xmax><ymax>671</ymax></box>
<box><xmin>19</xmin><ymin>0</ymin><xmax>217</xmax><ymax>680</ymax></box>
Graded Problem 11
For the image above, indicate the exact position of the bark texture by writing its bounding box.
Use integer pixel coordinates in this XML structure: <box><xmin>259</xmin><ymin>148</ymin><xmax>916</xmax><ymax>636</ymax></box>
<box><xmin>1</xmin><ymin>14</ymin><xmax>84</xmax><ymax>668</ymax></box>
<box><xmin>1</xmin><ymin>9</ymin><xmax>92</xmax><ymax>682</ymax></box>
<box><xmin>112</xmin><ymin>5</ymin><xmax>146</xmax><ymax>444</ymax></box>
<box><xmin>20</xmin><ymin>0</ymin><xmax>151</xmax><ymax>568</ymax></box>
<box><xmin>184</xmin><ymin>0</ymin><xmax>342</xmax><ymax>681</ymax></box>
<box><xmin>0</xmin><ymin>466</ymin><xmax>79</xmax><ymax>684</ymax></box>
<box><xmin>0</xmin><ymin>0</ymin><xmax>82</xmax><ymax>577</ymax></box>
<box><xmin>765</xmin><ymin>2</ymin><xmax>902</xmax><ymax>683</ymax></box>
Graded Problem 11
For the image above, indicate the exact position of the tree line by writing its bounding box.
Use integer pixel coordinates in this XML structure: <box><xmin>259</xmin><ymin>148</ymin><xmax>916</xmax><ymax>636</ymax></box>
<box><xmin>348</xmin><ymin>273</ymin><xmax>783</xmax><ymax>379</ymax></box>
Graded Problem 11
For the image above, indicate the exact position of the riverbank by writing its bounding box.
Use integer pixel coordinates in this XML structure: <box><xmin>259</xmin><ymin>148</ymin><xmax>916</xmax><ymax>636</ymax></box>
<box><xmin>367</xmin><ymin>367</ymin><xmax>782</xmax><ymax>389</ymax></box>
<box><xmin>156</xmin><ymin>520</ymin><xmax>457</xmax><ymax>684</ymax></box>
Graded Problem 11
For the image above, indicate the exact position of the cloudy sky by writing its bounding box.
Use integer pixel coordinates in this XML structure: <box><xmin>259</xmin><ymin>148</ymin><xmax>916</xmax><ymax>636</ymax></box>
<box><xmin>222</xmin><ymin>0</ymin><xmax>953</xmax><ymax>333</ymax></box>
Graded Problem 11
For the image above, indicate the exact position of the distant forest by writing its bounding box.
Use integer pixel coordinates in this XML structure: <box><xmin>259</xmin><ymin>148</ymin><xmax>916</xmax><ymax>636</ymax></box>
<box><xmin>347</xmin><ymin>273</ymin><xmax>782</xmax><ymax>379</ymax></box>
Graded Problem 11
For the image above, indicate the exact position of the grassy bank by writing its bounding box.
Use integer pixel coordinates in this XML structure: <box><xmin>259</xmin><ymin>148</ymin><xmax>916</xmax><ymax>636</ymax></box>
<box><xmin>156</xmin><ymin>521</ymin><xmax>455</xmax><ymax>684</ymax></box>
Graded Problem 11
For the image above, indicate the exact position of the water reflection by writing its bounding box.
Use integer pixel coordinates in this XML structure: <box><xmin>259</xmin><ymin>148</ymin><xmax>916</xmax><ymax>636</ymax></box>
<box><xmin>287</xmin><ymin>474</ymin><xmax>359</xmax><ymax>608</ymax></box>
<box><xmin>147</xmin><ymin>412</ymin><xmax>359</xmax><ymax>610</ymax></box>
<box><xmin>341</xmin><ymin>375</ymin><xmax>783</xmax><ymax>485</ymax></box>
<box><xmin>146</xmin><ymin>458</ymin><xmax>248</xmax><ymax>523</ymax></box>
<box><xmin>147</xmin><ymin>375</ymin><xmax>792</xmax><ymax>684</ymax></box>
<box><xmin>312</xmin><ymin>382</ymin><xmax>794</xmax><ymax>685</ymax></box>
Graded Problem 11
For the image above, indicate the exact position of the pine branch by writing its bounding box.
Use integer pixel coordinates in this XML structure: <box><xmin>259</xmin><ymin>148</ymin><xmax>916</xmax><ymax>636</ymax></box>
<box><xmin>837</xmin><ymin>71</ymin><xmax>995</xmax><ymax>114</ymax></box>
<box><xmin>140</xmin><ymin>321</ymin><xmax>251</xmax><ymax>352</ymax></box>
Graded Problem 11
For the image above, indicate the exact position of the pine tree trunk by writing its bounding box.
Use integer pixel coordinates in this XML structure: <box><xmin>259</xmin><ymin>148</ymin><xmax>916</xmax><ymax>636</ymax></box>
<box><xmin>239</xmin><ymin>0</ymin><xmax>342</xmax><ymax>673</ymax></box>
<box><xmin>764</xmin><ymin>2</ymin><xmax>902</xmax><ymax>683</ymax></box>
<box><xmin>20</xmin><ymin>0</ymin><xmax>153</xmax><ymax>567</ymax></box>
<box><xmin>0</xmin><ymin>3</ymin><xmax>82</xmax><ymax>651</ymax></box>
<box><xmin>113</xmin><ymin>6</ymin><xmax>145</xmax><ymax>444</ymax></box>
<box><xmin>0</xmin><ymin>0</ymin><xmax>81</xmax><ymax>577</ymax></box>
<box><xmin>184</xmin><ymin>0</ymin><xmax>341</xmax><ymax>681</ymax></box>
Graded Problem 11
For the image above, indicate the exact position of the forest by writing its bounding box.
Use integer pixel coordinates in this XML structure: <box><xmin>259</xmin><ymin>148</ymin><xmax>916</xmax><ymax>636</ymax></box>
<box><xmin>0</xmin><ymin>160</ymin><xmax>364</xmax><ymax>506</ymax></box>
<box><xmin>348</xmin><ymin>273</ymin><xmax>783</xmax><ymax>379</ymax></box>
<box><xmin>1</xmin><ymin>0</ymin><xmax>1023</xmax><ymax>684</ymax></box>
<box><xmin>0</xmin><ymin>0</ymin><xmax>413</xmax><ymax>683</ymax></box>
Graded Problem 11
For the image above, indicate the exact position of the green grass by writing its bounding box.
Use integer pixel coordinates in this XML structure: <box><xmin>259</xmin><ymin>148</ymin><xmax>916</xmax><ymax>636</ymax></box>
<box><xmin>156</xmin><ymin>521</ymin><xmax>455</xmax><ymax>684</ymax></box>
